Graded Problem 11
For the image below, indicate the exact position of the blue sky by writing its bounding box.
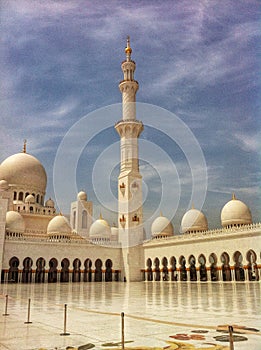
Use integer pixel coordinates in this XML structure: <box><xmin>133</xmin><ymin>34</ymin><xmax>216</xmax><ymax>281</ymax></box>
<box><xmin>1</xmin><ymin>0</ymin><xmax>260</xmax><ymax>232</ymax></box>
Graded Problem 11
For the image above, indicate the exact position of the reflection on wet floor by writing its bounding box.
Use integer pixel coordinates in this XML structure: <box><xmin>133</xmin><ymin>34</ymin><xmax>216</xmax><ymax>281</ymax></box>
<box><xmin>0</xmin><ymin>282</ymin><xmax>260</xmax><ymax>350</ymax></box>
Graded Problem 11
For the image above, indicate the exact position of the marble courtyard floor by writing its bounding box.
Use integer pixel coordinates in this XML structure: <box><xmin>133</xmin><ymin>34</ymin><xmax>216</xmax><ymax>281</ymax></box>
<box><xmin>0</xmin><ymin>282</ymin><xmax>260</xmax><ymax>350</ymax></box>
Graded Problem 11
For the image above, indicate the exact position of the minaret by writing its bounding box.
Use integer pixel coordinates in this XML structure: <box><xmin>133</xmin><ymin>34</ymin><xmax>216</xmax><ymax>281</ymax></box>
<box><xmin>115</xmin><ymin>37</ymin><xmax>144</xmax><ymax>281</ymax></box>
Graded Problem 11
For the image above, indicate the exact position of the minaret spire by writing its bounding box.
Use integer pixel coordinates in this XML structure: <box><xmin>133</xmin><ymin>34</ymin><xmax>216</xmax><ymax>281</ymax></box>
<box><xmin>125</xmin><ymin>36</ymin><xmax>132</xmax><ymax>61</ymax></box>
<box><xmin>22</xmin><ymin>139</ymin><xmax>27</xmax><ymax>153</ymax></box>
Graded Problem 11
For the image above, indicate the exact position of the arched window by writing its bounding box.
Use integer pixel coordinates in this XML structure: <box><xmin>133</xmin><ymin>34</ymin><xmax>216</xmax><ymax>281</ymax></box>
<box><xmin>73</xmin><ymin>211</ymin><xmax>76</xmax><ymax>229</ymax></box>
<box><xmin>36</xmin><ymin>194</ymin><xmax>40</xmax><ymax>203</ymax></box>
<box><xmin>82</xmin><ymin>210</ymin><xmax>87</xmax><ymax>229</ymax></box>
<box><xmin>13</xmin><ymin>192</ymin><xmax>17</xmax><ymax>200</ymax></box>
<box><xmin>18</xmin><ymin>192</ymin><xmax>23</xmax><ymax>201</ymax></box>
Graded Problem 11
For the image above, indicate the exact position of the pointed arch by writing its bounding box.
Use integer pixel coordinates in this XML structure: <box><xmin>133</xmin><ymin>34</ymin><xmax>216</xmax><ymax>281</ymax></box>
<box><xmin>35</xmin><ymin>257</ymin><xmax>46</xmax><ymax>283</ymax></box>
<box><xmin>189</xmin><ymin>255</ymin><xmax>197</xmax><ymax>281</ymax></box>
<box><xmin>179</xmin><ymin>255</ymin><xmax>187</xmax><ymax>281</ymax></box>
<box><xmin>162</xmin><ymin>257</ymin><xmax>169</xmax><ymax>281</ymax></box>
<box><xmin>198</xmin><ymin>254</ymin><xmax>207</xmax><ymax>281</ymax></box>
<box><xmin>95</xmin><ymin>259</ymin><xmax>102</xmax><ymax>282</ymax></box>
<box><xmin>8</xmin><ymin>257</ymin><xmax>19</xmax><ymax>283</ymax></box>
<box><xmin>61</xmin><ymin>258</ymin><xmax>70</xmax><ymax>282</ymax></box>
<box><xmin>105</xmin><ymin>259</ymin><xmax>113</xmax><ymax>282</ymax></box>
<box><xmin>221</xmin><ymin>252</ymin><xmax>231</xmax><ymax>281</ymax></box>
<box><xmin>233</xmin><ymin>251</ymin><xmax>245</xmax><ymax>281</ymax></box>
<box><xmin>154</xmin><ymin>257</ymin><xmax>160</xmax><ymax>281</ymax></box>
<box><xmin>72</xmin><ymin>258</ymin><xmax>81</xmax><ymax>282</ymax></box>
<box><xmin>146</xmin><ymin>258</ymin><xmax>153</xmax><ymax>281</ymax></box>
<box><xmin>209</xmin><ymin>253</ymin><xmax>218</xmax><ymax>281</ymax></box>
<box><xmin>48</xmin><ymin>258</ymin><xmax>58</xmax><ymax>283</ymax></box>
<box><xmin>22</xmin><ymin>257</ymin><xmax>33</xmax><ymax>283</ymax></box>
<box><xmin>84</xmin><ymin>258</ymin><xmax>92</xmax><ymax>282</ymax></box>
<box><xmin>246</xmin><ymin>250</ymin><xmax>259</xmax><ymax>281</ymax></box>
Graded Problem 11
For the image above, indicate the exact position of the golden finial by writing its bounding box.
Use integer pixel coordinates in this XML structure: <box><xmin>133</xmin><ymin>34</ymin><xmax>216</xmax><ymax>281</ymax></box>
<box><xmin>99</xmin><ymin>212</ymin><xmax>103</xmax><ymax>220</ymax></box>
<box><xmin>191</xmin><ymin>202</ymin><xmax>195</xmax><ymax>209</ymax></box>
<box><xmin>160</xmin><ymin>211</ymin><xmax>163</xmax><ymax>217</ymax></box>
<box><xmin>125</xmin><ymin>35</ymin><xmax>132</xmax><ymax>58</ymax></box>
<box><xmin>232</xmin><ymin>193</ymin><xmax>236</xmax><ymax>200</ymax></box>
<box><xmin>23</xmin><ymin>139</ymin><xmax>27</xmax><ymax>153</ymax></box>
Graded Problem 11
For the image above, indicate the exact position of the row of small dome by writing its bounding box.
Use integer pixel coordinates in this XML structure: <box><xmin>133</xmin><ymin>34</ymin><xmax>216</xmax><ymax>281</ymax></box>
<box><xmin>5</xmin><ymin>195</ymin><xmax>252</xmax><ymax>238</ymax></box>
<box><xmin>152</xmin><ymin>195</ymin><xmax>252</xmax><ymax>237</ymax></box>
<box><xmin>5</xmin><ymin>210</ymin><xmax>115</xmax><ymax>239</ymax></box>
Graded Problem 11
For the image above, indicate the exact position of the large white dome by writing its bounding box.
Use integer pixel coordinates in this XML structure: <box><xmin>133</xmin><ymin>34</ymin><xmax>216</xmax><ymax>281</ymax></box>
<box><xmin>6</xmin><ymin>211</ymin><xmax>25</xmax><ymax>234</ymax></box>
<box><xmin>0</xmin><ymin>152</ymin><xmax>47</xmax><ymax>193</ymax></box>
<box><xmin>89</xmin><ymin>216</ymin><xmax>111</xmax><ymax>239</ymax></box>
<box><xmin>221</xmin><ymin>195</ymin><xmax>252</xmax><ymax>228</ymax></box>
<box><xmin>181</xmin><ymin>208</ymin><xmax>208</xmax><ymax>233</ymax></box>
<box><xmin>151</xmin><ymin>214</ymin><xmax>174</xmax><ymax>237</ymax></box>
<box><xmin>47</xmin><ymin>215</ymin><xmax>72</xmax><ymax>235</ymax></box>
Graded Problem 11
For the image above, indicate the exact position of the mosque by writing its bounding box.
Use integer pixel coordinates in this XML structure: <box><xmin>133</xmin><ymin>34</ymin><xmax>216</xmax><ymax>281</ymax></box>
<box><xmin>0</xmin><ymin>39</ymin><xmax>260</xmax><ymax>284</ymax></box>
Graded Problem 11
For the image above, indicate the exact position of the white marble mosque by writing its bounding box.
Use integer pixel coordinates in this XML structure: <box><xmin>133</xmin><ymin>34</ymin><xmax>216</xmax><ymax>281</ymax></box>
<box><xmin>0</xmin><ymin>38</ymin><xmax>260</xmax><ymax>286</ymax></box>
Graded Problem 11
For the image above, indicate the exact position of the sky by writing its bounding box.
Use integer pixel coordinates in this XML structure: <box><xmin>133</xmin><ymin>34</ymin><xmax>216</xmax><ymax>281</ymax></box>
<box><xmin>0</xmin><ymin>0</ymin><xmax>260</xmax><ymax>233</ymax></box>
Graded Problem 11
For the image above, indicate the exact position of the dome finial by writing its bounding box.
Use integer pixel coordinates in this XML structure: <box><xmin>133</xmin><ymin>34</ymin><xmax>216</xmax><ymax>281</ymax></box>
<box><xmin>99</xmin><ymin>212</ymin><xmax>103</xmax><ymax>220</ymax></box>
<box><xmin>23</xmin><ymin>139</ymin><xmax>27</xmax><ymax>153</ymax></box>
<box><xmin>191</xmin><ymin>202</ymin><xmax>195</xmax><ymax>209</ymax></box>
<box><xmin>232</xmin><ymin>193</ymin><xmax>236</xmax><ymax>200</ymax></box>
<box><xmin>125</xmin><ymin>35</ymin><xmax>132</xmax><ymax>61</ymax></box>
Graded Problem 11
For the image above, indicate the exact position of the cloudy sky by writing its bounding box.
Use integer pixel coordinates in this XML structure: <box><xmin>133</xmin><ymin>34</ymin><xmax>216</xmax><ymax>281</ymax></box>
<box><xmin>1</xmin><ymin>0</ymin><xmax>260</xmax><ymax>232</ymax></box>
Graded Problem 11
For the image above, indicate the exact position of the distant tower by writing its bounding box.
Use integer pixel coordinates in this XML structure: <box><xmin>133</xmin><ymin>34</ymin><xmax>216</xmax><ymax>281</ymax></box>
<box><xmin>70</xmin><ymin>191</ymin><xmax>93</xmax><ymax>238</ymax></box>
<box><xmin>115</xmin><ymin>37</ymin><xmax>144</xmax><ymax>281</ymax></box>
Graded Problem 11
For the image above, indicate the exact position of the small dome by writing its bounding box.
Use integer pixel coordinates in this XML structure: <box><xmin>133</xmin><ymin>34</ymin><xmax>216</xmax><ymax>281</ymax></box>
<box><xmin>181</xmin><ymin>208</ymin><xmax>208</xmax><ymax>233</ymax></box>
<box><xmin>45</xmin><ymin>198</ymin><xmax>55</xmax><ymax>208</ymax></box>
<box><xmin>89</xmin><ymin>215</ymin><xmax>110</xmax><ymax>239</ymax></box>
<box><xmin>47</xmin><ymin>215</ymin><xmax>72</xmax><ymax>235</ymax></box>
<box><xmin>151</xmin><ymin>214</ymin><xmax>174</xmax><ymax>237</ymax></box>
<box><xmin>6</xmin><ymin>211</ymin><xmax>25</xmax><ymax>234</ymax></box>
<box><xmin>0</xmin><ymin>152</ymin><xmax>47</xmax><ymax>193</ymax></box>
<box><xmin>25</xmin><ymin>194</ymin><xmax>35</xmax><ymax>204</ymax></box>
<box><xmin>77</xmin><ymin>191</ymin><xmax>87</xmax><ymax>201</ymax></box>
<box><xmin>221</xmin><ymin>194</ymin><xmax>252</xmax><ymax>228</ymax></box>
<box><xmin>0</xmin><ymin>179</ymin><xmax>9</xmax><ymax>191</ymax></box>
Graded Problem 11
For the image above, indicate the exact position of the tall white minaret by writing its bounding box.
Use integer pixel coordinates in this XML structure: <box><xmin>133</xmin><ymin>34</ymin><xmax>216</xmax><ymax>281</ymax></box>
<box><xmin>115</xmin><ymin>37</ymin><xmax>144</xmax><ymax>281</ymax></box>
